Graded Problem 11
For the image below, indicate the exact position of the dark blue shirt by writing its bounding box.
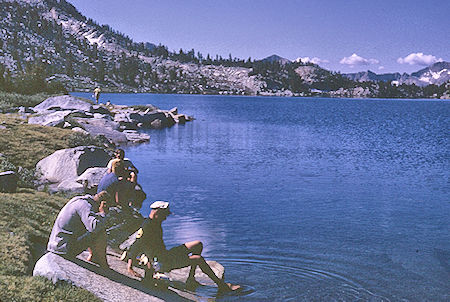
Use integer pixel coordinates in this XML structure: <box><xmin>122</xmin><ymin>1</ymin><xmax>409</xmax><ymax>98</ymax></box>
<box><xmin>97</xmin><ymin>172</ymin><xmax>119</xmax><ymax>195</ymax></box>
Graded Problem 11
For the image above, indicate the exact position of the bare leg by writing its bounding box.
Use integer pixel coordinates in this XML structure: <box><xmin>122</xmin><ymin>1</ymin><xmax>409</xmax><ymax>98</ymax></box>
<box><xmin>89</xmin><ymin>235</ymin><xmax>108</xmax><ymax>268</ymax></box>
<box><xmin>86</xmin><ymin>247</ymin><xmax>93</xmax><ymax>261</ymax></box>
<box><xmin>184</xmin><ymin>241</ymin><xmax>203</xmax><ymax>281</ymax></box>
<box><xmin>189</xmin><ymin>255</ymin><xmax>240</xmax><ymax>292</ymax></box>
<box><xmin>127</xmin><ymin>258</ymin><xmax>142</xmax><ymax>278</ymax></box>
<box><xmin>129</xmin><ymin>172</ymin><xmax>137</xmax><ymax>184</ymax></box>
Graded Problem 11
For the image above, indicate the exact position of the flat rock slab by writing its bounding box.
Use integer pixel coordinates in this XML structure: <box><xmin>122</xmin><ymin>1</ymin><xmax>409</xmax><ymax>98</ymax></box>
<box><xmin>33</xmin><ymin>95</ymin><xmax>93</xmax><ymax>112</ymax></box>
<box><xmin>74</xmin><ymin>117</ymin><xmax>128</xmax><ymax>145</ymax></box>
<box><xmin>33</xmin><ymin>250</ymin><xmax>224</xmax><ymax>302</ymax></box>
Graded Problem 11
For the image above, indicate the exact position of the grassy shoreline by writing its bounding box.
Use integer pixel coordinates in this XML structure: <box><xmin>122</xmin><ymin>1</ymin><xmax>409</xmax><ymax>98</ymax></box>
<box><xmin>0</xmin><ymin>190</ymin><xmax>101</xmax><ymax>301</ymax></box>
<box><xmin>0</xmin><ymin>92</ymin><xmax>102</xmax><ymax>301</ymax></box>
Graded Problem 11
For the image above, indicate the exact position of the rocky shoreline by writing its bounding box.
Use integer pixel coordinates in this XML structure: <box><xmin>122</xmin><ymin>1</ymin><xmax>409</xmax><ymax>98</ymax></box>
<box><xmin>0</xmin><ymin>94</ymin><xmax>220</xmax><ymax>301</ymax></box>
<box><xmin>8</xmin><ymin>94</ymin><xmax>193</xmax><ymax>195</ymax></box>
<box><xmin>25</xmin><ymin>95</ymin><xmax>194</xmax><ymax>145</ymax></box>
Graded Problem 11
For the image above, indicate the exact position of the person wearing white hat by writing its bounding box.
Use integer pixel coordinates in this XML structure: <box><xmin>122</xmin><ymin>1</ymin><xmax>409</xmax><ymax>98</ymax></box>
<box><xmin>123</xmin><ymin>200</ymin><xmax>240</xmax><ymax>293</ymax></box>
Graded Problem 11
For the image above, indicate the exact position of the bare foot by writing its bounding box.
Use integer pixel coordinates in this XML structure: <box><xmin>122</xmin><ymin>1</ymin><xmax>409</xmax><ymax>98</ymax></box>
<box><xmin>86</xmin><ymin>253</ymin><xmax>93</xmax><ymax>262</ymax></box>
<box><xmin>127</xmin><ymin>268</ymin><xmax>142</xmax><ymax>278</ymax></box>
<box><xmin>218</xmin><ymin>282</ymin><xmax>241</xmax><ymax>293</ymax></box>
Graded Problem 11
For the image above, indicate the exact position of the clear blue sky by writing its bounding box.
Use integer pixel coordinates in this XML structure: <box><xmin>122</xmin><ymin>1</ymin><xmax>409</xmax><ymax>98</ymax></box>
<box><xmin>67</xmin><ymin>0</ymin><xmax>449</xmax><ymax>74</ymax></box>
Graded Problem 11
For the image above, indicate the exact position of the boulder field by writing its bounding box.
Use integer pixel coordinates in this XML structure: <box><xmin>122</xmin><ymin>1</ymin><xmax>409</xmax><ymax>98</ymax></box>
<box><xmin>26</xmin><ymin>95</ymin><xmax>194</xmax><ymax>145</ymax></box>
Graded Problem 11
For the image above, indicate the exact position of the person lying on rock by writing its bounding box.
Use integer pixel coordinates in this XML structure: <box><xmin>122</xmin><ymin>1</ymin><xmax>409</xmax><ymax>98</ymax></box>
<box><xmin>107</xmin><ymin>148</ymin><xmax>139</xmax><ymax>184</ymax></box>
<box><xmin>47</xmin><ymin>191</ymin><xmax>113</xmax><ymax>268</ymax></box>
<box><xmin>98</xmin><ymin>159</ymin><xmax>133</xmax><ymax>207</ymax></box>
<box><xmin>122</xmin><ymin>201</ymin><xmax>241</xmax><ymax>293</ymax></box>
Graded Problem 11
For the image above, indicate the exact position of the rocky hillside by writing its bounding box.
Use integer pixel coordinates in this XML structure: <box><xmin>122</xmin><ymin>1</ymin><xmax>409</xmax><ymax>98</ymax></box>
<box><xmin>0</xmin><ymin>0</ymin><xmax>267</xmax><ymax>94</ymax></box>
<box><xmin>0</xmin><ymin>0</ymin><xmax>448</xmax><ymax>98</ymax></box>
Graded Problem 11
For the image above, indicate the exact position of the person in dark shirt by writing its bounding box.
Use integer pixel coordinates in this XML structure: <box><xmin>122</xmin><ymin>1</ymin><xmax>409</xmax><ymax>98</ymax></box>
<box><xmin>123</xmin><ymin>201</ymin><xmax>240</xmax><ymax>293</ymax></box>
<box><xmin>97</xmin><ymin>159</ymin><xmax>130</xmax><ymax>207</ymax></box>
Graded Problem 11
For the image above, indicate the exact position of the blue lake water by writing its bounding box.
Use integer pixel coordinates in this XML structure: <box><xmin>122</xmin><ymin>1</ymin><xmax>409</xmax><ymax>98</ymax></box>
<box><xmin>73</xmin><ymin>92</ymin><xmax>449</xmax><ymax>301</ymax></box>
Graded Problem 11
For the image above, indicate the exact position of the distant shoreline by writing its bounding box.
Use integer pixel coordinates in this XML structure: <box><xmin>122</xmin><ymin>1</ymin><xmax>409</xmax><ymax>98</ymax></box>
<box><xmin>70</xmin><ymin>91</ymin><xmax>449</xmax><ymax>101</ymax></box>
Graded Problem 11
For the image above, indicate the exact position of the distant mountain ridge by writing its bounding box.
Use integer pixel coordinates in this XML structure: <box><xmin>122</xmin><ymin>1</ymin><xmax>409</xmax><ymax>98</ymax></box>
<box><xmin>259</xmin><ymin>55</ymin><xmax>291</xmax><ymax>65</ymax></box>
<box><xmin>0</xmin><ymin>0</ymin><xmax>448</xmax><ymax>99</ymax></box>
<box><xmin>343</xmin><ymin>62</ymin><xmax>450</xmax><ymax>86</ymax></box>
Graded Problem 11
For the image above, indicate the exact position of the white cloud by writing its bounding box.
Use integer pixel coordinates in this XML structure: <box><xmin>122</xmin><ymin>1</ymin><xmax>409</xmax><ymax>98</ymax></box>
<box><xmin>378</xmin><ymin>66</ymin><xmax>385</xmax><ymax>70</ymax></box>
<box><xmin>397</xmin><ymin>52</ymin><xmax>443</xmax><ymax>66</ymax></box>
<box><xmin>339</xmin><ymin>53</ymin><xmax>379</xmax><ymax>66</ymax></box>
<box><xmin>295</xmin><ymin>56</ymin><xmax>329</xmax><ymax>65</ymax></box>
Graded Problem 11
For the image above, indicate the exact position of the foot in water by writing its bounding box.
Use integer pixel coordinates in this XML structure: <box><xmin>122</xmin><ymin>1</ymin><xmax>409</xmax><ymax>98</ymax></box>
<box><xmin>218</xmin><ymin>282</ymin><xmax>241</xmax><ymax>294</ymax></box>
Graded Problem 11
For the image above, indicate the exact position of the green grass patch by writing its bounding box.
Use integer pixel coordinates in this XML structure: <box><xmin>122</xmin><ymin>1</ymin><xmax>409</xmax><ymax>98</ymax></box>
<box><xmin>0</xmin><ymin>190</ymin><xmax>101</xmax><ymax>301</ymax></box>
<box><xmin>0</xmin><ymin>92</ymin><xmax>51</xmax><ymax>112</ymax></box>
<box><xmin>0</xmin><ymin>114</ymin><xmax>73</xmax><ymax>170</ymax></box>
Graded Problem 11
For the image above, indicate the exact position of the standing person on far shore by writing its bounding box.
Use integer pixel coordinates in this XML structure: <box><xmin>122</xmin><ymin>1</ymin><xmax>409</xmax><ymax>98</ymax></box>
<box><xmin>93</xmin><ymin>87</ymin><xmax>101</xmax><ymax>104</ymax></box>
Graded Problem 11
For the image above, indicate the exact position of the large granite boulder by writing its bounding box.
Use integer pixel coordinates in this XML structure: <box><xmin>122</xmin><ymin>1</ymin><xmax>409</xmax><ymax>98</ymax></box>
<box><xmin>123</xmin><ymin>130</ymin><xmax>150</xmax><ymax>144</ymax></box>
<box><xmin>76</xmin><ymin>167</ymin><xmax>109</xmax><ymax>191</ymax></box>
<box><xmin>36</xmin><ymin>146</ymin><xmax>110</xmax><ymax>184</ymax></box>
<box><xmin>130</xmin><ymin>112</ymin><xmax>168</xmax><ymax>128</ymax></box>
<box><xmin>28</xmin><ymin>110</ymin><xmax>73</xmax><ymax>127</ymax></box>
<box><xmin>114</xmin><ymin>112</ymin><xmax>139</xmax><ymax>130</ymax></box>
<box><xmin>92</xmin><ymin>105</ymin><xmax>113</xmax><ymax>116</ymax></box>
<box><xmin>0</xmin><ymin>171</ymin><xmax>19</xmax><ymax>193</ymax></box>
<box><xmin>33</xmin><ymin>95</ymin><xmax>93</xmax><ymax>113</ymax></box>
<box><xmin>74</xmin><ymin>118</ymin><xmax>128</xmax><ymax>145</ymax></box>
<box><xmin>56</xmin><ymin>180</ymin><xmax>84</xmax><ymax>194</ymax></box>
<box><xmin>33</xmin><ymin>251</ymin><xmax>224</xmax><ymax>301</ymax></box>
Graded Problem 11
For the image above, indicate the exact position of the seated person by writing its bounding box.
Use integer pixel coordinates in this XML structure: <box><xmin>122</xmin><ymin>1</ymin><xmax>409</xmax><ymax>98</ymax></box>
<box><xmin>107</xmin><ymin>149</ymin><xmax>138</xmax><ymax>183</ymax></box>
<box><xmin>47</xmin><ymin>191</ymin><xmax>113</xmax><ymax>268</ymax></box>
<box><xmin>98</xmin><ymin>159</ymin><xmax>132</xmax><ymax>207</ymax></box>
<box><xmin>128</xmin><ymin>183</ymin><xmax>147</xmax><ymax>210</ymax></box>
<box><xmin>122</xmin><ymin>201</ymin><xmax>240</xmax><ymax>293</ymax></box>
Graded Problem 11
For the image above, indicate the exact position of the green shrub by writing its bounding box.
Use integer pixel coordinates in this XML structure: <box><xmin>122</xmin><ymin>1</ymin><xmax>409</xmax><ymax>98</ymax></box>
<box><xmin>46</xmin><ymin>81</ymin><xmax>68</xmax><ymax>95</ymax></box>
<box><xmin>65</xmin><ymin>132</ymin><xmax>113</xmax><ymax>149</ymax></box>
<box><xmin>0</xmin><ymin>92</ymin><xmax>50</xmax><ymax>112</ymax></box>
<box><xmin>0</xmin><ymin>158</ymin><xmax>38</xmax><ymax>188</ymax></box>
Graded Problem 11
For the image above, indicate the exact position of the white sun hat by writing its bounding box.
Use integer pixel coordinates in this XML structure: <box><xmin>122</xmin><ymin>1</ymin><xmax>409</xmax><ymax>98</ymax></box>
<box><xmin>150</xmin><ymin>200</ymin><xmax>170</xmax><ymax>210</ymax></box>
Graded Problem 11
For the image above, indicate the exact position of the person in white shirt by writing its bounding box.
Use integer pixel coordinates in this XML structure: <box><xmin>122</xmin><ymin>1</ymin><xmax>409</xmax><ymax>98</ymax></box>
<box><xmin>107</xmin><ymin>149</ymin><xmax>138</xmax><ymax>183</ymax></box>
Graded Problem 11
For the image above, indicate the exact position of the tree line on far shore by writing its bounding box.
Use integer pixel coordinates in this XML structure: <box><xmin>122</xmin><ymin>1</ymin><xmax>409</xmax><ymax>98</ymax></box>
<box><xmin>0</xmin><ymin>0</ymin><xmax>448</xmax><ymax>98</ymax></box>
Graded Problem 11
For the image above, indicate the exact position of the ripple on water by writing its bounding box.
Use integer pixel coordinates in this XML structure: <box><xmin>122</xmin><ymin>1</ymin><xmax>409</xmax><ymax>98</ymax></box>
<box><xmin>216</xmin><ymin>258</ymin><xmax>392</xmax><ymax>301</ymax></box>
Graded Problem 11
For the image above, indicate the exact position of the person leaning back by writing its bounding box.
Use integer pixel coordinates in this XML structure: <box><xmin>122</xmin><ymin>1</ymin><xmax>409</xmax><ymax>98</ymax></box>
<box><xmin>123</xmin><ymin>201</ymin><xmax>241</xmax><ymax>293</ymax></box>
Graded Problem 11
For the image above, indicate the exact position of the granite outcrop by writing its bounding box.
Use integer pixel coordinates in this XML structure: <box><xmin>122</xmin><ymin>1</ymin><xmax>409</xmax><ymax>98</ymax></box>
<box><xmin>33</xmin><ymin>249</ymin><xmax>225</xmax><ymax>302</ymax></box>
<box><xmin>25</xmin><ymin>95</ymin><xmax>194</xmax><ymax>145</ymax></box>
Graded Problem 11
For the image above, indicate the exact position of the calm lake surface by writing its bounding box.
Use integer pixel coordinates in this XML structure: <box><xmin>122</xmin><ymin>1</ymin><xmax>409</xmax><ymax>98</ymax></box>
<box><xmin>73</xmin><ymin>92</ymin><xmax>449</xmax><ymax>301</ymax></box>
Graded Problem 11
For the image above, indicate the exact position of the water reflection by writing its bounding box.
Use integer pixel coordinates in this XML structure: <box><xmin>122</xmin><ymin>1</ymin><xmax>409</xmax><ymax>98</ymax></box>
<box><xmin>163</xmin><ymin>215</ymin><xmax>227</xmax><ymax>258</ymax></box>
<box><xmin>72</xmin><ymin>92</ymin><xmax>449</xmax><ymax>301</ymax></box>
